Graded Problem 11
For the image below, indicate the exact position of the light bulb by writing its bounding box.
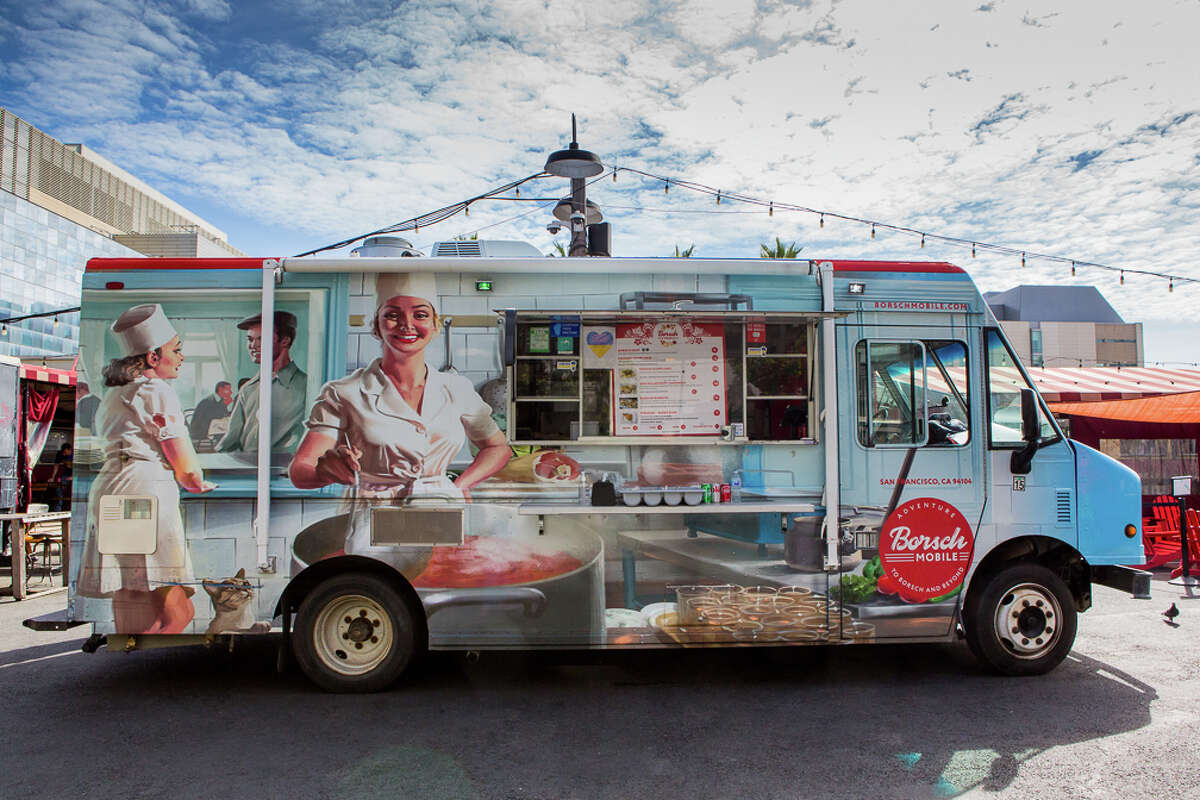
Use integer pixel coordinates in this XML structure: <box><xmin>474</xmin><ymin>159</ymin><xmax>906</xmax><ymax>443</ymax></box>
<box><xmin>716</xmin><ymin>191</ymin><xmax>721</xmax><ymax>205</ymax></box>
<box><xmin>464</xmin><ymin>205</ymin><xmax>469</xmax><ymax>217</ymax></box>
<box><xmin>1071</xmin><ymin>261</ymin><xmax>1076</xmax><ymax>276</ymax></box>
<box><xmin>515</xmin><ymin>186</ymin><xmax>520</xmax><ymax>197</ymax></box>
<box><xmin>971</xmin><ymin>243</ymin><xmax>976</xmax><ymax>258</ymax></box>
<box><xmin>920</xmin><ymin>234</ymin><xmax>925</xmax><ymax>249</ymax></box>
<box><xmin>53</xmin><ymin>314</ymin><xmax>59</xmax><ymax>329</ymax></box>
<box><xmin>1120</xmin><ymin>271</ymin><xmax>1124</xmax><ymax>285</ymax></box>
<box><xmin>769</xmin><ymin>202</ymin><xmax>773</xmax><ymax>217</ymax></box>
<box><xmin>612</xmin><ymin>170</ymin><xmax>617</xmax><ymax>182</ymax></box>
<box><xmin>664</xmin><ymin>180</ymin><xmax>669</xmax><ymax>194</ymax></box>
<box><xmin>1021</xmin><ymin>253</ymin><xmax>1025</xmax><ymax>268</ymax></box>
<box><xmin>1170</xmin><ymin>278</ymin><xmax>1174</xmax><ymax>292</ymax></box>
<box><xmin>870</xmin><ymin>224</ymin><xmax>876</xmax><ymax>240</ymax></box>
<box><xmin>819</xmin><ymin>214</ymin><xmax>824</xmax><ymax>229</ymax></box>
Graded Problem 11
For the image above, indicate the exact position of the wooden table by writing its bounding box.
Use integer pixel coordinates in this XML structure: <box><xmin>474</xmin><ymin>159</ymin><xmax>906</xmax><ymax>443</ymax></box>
<box><xmin>2</xmin><ymin>512</ymin><xmax>71</xmax><ymax>601</ymax></box>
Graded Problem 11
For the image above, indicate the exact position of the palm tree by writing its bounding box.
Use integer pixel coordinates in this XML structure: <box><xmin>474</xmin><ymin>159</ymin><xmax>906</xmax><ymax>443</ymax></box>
<box><xmin>760</xmin><ymin>237</ymin><xmax>802</xmax><ymax>259</ymax></box>
<box><xmin>549</xmin><ymin>240</ymin><xmax>567</xmax><ymax>257</ymax></box>
<box><xmin>673</xmin><ymin>243</ymin><xmax>695</xmax><ymax>258</ymax></box>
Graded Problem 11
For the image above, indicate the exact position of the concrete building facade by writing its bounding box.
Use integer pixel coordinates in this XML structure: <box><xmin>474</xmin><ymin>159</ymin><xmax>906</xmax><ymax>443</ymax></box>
<box><xmin>0</xmin><ymin>107</ymin><xmax>243</xmax><ymax>357</ymax></box>
<box><xmin>985</xmin><ymin>285</ymin><xmax>1143</xmax><ymax>368</ymax></box>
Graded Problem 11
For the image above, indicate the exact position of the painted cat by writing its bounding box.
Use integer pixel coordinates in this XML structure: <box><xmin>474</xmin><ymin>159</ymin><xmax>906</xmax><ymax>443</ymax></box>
<box><xmin>203</xmin><ymin>568</ymin><xmax>270</xmax><ymax>635</ymax></box>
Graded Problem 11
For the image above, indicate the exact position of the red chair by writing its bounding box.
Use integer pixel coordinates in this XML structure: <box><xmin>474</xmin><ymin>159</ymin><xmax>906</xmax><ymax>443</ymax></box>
<box><xmin>1130</xmin><ymin>496</ymin><xmax>1183</xmax><ymax>570</ymax></box>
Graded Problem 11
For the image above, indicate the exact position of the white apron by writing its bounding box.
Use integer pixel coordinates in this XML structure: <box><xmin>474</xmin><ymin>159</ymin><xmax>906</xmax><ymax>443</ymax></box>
<box><xmin>77</xmin><ymin>378</ymin><xmax>194</xmax><ymax>597</ymax></box>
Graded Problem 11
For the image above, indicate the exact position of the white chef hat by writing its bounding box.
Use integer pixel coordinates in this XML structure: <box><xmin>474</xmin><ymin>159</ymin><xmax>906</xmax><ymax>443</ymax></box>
<box><xmin>374</xmin><ymin>272</ymin><xmax>439</xmax><ymax>315</ymax></box>
<box><xmin>111</xmin><ymin>304</ymin><xmax>177</xmax><ymax>357</ymax></box>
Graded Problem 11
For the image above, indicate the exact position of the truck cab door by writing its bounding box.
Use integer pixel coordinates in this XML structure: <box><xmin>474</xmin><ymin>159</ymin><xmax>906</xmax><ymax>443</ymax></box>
<box><xmin>981</xmin><ymin>328</ymin><xmax>1076</xmax><ymax>549</ymax></box>
<box><xmin>836</xmin><ymin>326</ymin><xmax>985</xmax><ymax>638</ymax></box>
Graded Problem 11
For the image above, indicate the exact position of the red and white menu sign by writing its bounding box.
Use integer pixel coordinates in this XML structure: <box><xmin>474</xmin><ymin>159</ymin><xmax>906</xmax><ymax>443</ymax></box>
<box><xmin>614</xmin><ymin>320</ymin><xmax>726</xmax><ymax>435</ymax></box>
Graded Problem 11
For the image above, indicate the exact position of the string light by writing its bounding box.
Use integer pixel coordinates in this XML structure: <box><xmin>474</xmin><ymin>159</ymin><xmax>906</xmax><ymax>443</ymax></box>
<box><xmin>301</xmin><ymin>163</ymin><xmax>1200</xmax><ymax>290</ymax></box>
<box><xmin>1170</xmin><ymin>278</ymin><xmax>1174</xmax><ymax>292</ymax></box>
<box><xmin>53</xmin><ymin>314</ymin><xmax>59</xmax><ymax>329</ymax></box>
<box><xmin>464</xmin><ymin>204</ymin><xmax>469</xmax><ymax>217</ymax></box>
<box><xmin>1</xmin><ymin>324</ymin><xmax>6</xmax><ymax>336</ymax></box>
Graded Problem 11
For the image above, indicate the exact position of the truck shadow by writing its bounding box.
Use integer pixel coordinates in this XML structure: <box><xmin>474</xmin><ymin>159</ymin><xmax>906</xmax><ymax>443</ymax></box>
<box><xmin>5</xmin><ymin>637</ymin><xmax>1157</xmax><ymax>799</ymax></box>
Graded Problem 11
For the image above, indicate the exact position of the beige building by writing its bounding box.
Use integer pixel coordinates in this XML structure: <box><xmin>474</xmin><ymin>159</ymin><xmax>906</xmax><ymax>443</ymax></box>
<box><xmin>985</xmin><ymin>285</ymin><xmax>1142</xmax><ymax>368</ymax></box>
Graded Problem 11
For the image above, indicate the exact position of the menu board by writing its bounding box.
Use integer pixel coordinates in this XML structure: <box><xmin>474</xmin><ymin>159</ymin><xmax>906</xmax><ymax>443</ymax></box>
<box><xmin>614</xmin><ymin>320</ymin><xmax>726</xmax><ymax>435</ymax></box>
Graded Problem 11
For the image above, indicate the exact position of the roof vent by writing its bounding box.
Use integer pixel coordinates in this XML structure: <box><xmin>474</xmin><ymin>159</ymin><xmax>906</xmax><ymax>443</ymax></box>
<box><xmin>431</xmin><ymin>240</ymin><xmax>543</xmax><ymax>258</ymax></box>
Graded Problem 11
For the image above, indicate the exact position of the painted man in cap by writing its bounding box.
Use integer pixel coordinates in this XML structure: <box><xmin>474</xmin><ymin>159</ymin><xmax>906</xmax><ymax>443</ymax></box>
<box><xmin>218</xmin><ymin>310</ymin><xmax>308</xmax><ymax>452</ymax></box>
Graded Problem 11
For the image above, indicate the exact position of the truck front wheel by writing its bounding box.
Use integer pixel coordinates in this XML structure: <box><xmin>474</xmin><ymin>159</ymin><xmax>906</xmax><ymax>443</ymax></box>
<box><xmin>965</xmin><ymin>562</ymin><xmax>1077</xmax><ymax>676</ymax></box>
<box><xmin>292</xmin><ymin>573</ymin><xmax>417</xmax><ymax>693</ymax></box>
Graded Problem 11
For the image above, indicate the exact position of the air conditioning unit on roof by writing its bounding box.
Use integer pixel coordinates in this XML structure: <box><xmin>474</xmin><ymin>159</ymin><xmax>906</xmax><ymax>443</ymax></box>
<box><xmin>431</xmin><ymin>240</ymin><xmax>543</xmax><ymax>258</ymax></box>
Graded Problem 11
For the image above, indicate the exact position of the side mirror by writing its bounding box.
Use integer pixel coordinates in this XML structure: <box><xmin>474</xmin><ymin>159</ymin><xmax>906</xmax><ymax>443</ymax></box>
<box><xmin>1020</xmin><ymin>388</ymin><xmax>1038</xmax><ymax>443</ymax></box>
<box><xmin>1011</xmin><ymin>388</ymin><xmax>1040</xmax><ymax>475</ymax></box>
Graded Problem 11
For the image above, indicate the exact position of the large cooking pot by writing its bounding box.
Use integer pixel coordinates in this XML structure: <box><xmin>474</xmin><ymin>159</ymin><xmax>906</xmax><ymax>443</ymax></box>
<box><xmin>291</xmin><ymin>512</ymin><xmax>605</xmax><ymax>648</ymax></box>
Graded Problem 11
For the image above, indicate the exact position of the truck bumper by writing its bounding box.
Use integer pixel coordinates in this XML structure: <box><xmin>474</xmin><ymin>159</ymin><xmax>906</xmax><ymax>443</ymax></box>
<box><xmin>1091</xmin><ymin>564</ymin><xmax>1152</xmax><ymax>600</ymax></box>
<box><xmin>23</xmin><ymin>609</ymin><xmax>87</xmax><ymax>631</ymax></box>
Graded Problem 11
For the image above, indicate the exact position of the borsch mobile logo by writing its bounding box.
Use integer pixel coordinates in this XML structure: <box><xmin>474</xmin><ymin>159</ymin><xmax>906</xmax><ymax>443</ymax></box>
<box><xmin>878</xmin><ymin>498</ymin><xmax>974</xmax><ymax>603</ymax></box>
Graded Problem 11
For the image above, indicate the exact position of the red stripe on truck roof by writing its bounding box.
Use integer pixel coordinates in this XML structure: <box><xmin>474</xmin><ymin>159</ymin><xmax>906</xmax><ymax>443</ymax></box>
<box><xmin>86</xmin><ymin>258</ymin><xmax>278</xmax><ymax>271</ymax></box>
<box><xmin>828</xmin><ymin>260</ymin><xmax>966</xmax><ymax>274</ymax></box>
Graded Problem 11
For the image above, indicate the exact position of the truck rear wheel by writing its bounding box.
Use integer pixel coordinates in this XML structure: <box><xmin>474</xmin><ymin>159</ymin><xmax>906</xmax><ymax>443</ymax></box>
<box><xmin>292</xmin><ymin>572</ymin><xmax>417</xmax><ymax>693</ymax></box>
<box><xmin>965</xmin><ymin>562</ymin><xmax>1077</xmax><ymax>676</ymax></box>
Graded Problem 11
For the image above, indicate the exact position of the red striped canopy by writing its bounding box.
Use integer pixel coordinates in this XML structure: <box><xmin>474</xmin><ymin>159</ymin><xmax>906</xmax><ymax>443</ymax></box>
<box><xmin>1022</xmin><ymin>367</ymin><xmax>1200</xmax><ymax>403</ymax></box>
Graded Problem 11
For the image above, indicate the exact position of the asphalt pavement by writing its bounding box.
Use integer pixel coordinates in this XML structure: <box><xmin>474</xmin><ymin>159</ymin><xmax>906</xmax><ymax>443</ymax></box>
<box><xmin>0</xmin><ymin>576</ymin><xmax>1196</xmax><ymax>800</ymax></box>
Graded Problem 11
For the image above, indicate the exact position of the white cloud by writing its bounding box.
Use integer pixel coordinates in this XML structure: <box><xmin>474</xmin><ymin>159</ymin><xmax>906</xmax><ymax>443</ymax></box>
<box><xmin>1</xmin><ymin>0</ymin><xmax>1199</xmax><ymax>361</ymax></box>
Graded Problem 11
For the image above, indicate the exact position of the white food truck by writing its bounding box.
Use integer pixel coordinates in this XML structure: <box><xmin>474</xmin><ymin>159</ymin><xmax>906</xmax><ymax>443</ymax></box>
<box><xmin>27</xmin><ymin>244</ymin><xmax>1148</xmax><ymax>692</ymax></box>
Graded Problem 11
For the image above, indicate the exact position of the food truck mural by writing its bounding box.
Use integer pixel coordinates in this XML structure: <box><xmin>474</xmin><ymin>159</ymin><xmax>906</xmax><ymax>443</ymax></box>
<box><xmin>40</xmin><ymin>250</ymin><xmax>1147</xmax><ymax>692</ymax></box>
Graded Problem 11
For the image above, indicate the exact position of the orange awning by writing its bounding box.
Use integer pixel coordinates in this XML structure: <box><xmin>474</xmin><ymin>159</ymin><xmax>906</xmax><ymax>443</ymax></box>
<box><xmin>1050</xmin><ymin>390</ymin><xmax>1200</xmax><ymax>423</ymax></box>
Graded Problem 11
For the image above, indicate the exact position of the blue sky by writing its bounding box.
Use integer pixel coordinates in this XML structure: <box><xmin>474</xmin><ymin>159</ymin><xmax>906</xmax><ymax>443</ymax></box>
<box><xmin>1</xmin><ymin>0</ymin><xmax>1198</xmax><ymax>363</ymax></box>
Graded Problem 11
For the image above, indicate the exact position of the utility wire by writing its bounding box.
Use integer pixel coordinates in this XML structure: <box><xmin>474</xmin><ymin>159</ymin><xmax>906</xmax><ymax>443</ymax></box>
<box><xmin>611</xmin><ymin>166</ymin><xmax>1199</xmax><ymax>287</ymax></box>
<box><xmin>293</xmin><ymin>161</ymin><xmax>1196</xmax><ymax>289</ymax></box>
<box><xmin>292</xmin><ymin>172</ymin><xmax>548</xmax><ymax>258</ymax></box>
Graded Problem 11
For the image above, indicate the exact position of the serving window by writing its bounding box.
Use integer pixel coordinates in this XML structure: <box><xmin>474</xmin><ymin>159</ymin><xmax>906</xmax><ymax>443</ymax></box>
<box><xmin>506</xmin><ymin>312</ymin><xmax>815</xmax><ymax>445</ymax></box>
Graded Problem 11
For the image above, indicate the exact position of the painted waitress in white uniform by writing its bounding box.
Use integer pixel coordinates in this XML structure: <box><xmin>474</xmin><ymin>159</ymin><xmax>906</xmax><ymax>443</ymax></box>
<box><xmin>289</xmin><ymin>273</ymin><xmax>511</xmax><ymax>568</ymax></box>
<box><xmin>77</xmin><ymin>304</ymin><xmax>216</xmax><ymax>633</ymax></box>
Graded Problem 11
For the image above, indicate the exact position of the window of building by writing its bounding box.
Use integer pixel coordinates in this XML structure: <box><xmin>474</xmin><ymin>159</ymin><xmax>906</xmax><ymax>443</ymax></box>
<box><xmin>1030</xmin><ymin>329</ymin><xmax>1043</xmax><ymax>367</ymax></box>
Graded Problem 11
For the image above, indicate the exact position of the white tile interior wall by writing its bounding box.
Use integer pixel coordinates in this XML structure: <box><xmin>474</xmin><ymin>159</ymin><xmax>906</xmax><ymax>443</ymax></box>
<box><xmin>347</xmin><ymin>270</ymin><xmax>716</xmax><ymax>378</ymax></box>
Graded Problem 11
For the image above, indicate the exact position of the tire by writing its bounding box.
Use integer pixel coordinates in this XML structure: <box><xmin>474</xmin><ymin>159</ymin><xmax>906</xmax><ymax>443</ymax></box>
<box><xmin>292</xmin><ymin>572</ymin><xmax>418</xmax><ymax>693</ymax></box>
<box><xmin>964</xmin><ymin>562</ymin><xmax>1077</xmax><ymax>676</ymax></box>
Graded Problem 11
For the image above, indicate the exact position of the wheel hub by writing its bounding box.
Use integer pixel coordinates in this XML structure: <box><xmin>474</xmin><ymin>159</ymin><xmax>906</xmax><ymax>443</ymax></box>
<box><xmin>994</xmin><ymin>582</ymin><xmax>1061</xmax><ymax>659</ymax></box>
<box><xmin>313</xmin><ymin>594</ymin><xmax>392</xmax><ymax>676</ymax></box>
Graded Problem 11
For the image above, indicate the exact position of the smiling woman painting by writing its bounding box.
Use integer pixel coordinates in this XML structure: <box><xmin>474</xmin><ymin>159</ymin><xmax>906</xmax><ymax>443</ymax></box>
<box><xmin>288</xmin><ymin>273</ymin><xmax>511</xmax><ymax>569</ymax></box>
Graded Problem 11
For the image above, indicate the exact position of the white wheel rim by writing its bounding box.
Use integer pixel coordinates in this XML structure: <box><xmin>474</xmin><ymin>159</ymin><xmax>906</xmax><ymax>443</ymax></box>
<box><xmin>312</xmin><ymin>594</ymin><xmax>394</xmax><ymax>677</ymax></box>
<box><xmin>992</xmin><ymin>582</ymin><xmax>1062</xmax><ymax>660</ymax></box>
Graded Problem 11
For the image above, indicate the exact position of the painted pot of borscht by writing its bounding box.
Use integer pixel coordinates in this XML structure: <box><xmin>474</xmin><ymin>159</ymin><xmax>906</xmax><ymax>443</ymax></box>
<box><xmin>291</xmin><ymin>514</ymin><xmax>605</xmax><ymax>648</ymax></box>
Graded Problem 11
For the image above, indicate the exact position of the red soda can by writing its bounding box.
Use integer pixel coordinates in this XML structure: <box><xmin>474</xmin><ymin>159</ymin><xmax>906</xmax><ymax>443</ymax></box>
<box><xmin>720</xmin><ymin>483</ymin><xmax>731</xmax><ymax>503</ymax></box>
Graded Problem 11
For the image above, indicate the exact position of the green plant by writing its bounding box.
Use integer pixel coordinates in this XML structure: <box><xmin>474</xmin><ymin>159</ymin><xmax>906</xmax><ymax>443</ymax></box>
<box><xmin>760</xmin><ymin>237</ymin><xmax>802</xmax><ymax>259</ymax></box>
